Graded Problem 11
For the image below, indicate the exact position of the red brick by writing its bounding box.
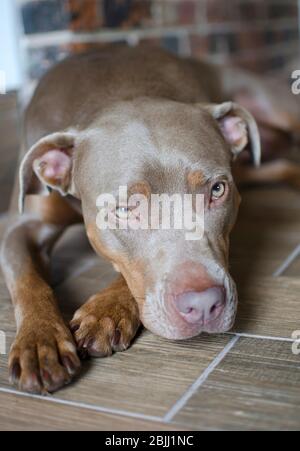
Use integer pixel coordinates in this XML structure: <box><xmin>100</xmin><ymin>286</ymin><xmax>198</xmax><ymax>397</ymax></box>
<box><xmin>237</xmin><ymin>30</ymin><xmax>264</xmax><ymax>51</ymax></box>
<box><xmin>177</xmin><ymin>0</ymin><xmax>196</xmax><ymax>25</ymax></box>
<box><xmin>206</xmin><ymin>0</ymin><xmax>239</xmax><ymax>23</ymax></box>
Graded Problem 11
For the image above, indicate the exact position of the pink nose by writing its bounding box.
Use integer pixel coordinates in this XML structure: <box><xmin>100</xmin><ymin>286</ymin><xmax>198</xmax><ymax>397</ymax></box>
<box><xmin>174</xmin><ymin>287</ymin><xmax>225</xmax><ymax>325</ymax></box>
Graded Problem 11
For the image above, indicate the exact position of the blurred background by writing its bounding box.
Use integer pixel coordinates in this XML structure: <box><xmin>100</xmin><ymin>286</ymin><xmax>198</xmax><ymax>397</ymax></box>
<box><xmin>0</xmin><ymin>0</ymin><xmax>300</xmax><ymax>212</ymax></box>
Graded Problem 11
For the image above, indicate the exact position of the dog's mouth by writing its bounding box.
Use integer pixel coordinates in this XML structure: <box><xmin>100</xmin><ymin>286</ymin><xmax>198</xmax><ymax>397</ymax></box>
<box><xmin>119</xmin><ymin>258</ymin><xmax>238</xmax><ymax>340</ymax></box>
<box><xmin>139</xmin><ymin>269</ymin><xmax>238</xmax><ymax>340</ymax></box>
<box><xmin>141</xmin><ymin>295</ymin><xmax>235</xmax><ymax>340</ymax></box>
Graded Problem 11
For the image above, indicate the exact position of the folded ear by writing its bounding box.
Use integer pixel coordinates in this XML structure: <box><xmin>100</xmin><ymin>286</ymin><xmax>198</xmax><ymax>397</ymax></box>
<box><xmin>204</xmin><ymin>102</ymin><xmax>261</xmax><ymax>167</ymax></box>
<box><xmin>19</xmin><ymin>131</ymin><xmax>78</xmax><ymax>214</ymax></box>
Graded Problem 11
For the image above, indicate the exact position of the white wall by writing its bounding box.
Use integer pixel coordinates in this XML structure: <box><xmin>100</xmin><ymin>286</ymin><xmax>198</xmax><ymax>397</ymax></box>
<box><xmin>0</xmin><ymin>0</ymin><xmax>22</xmax><ymax>91</ymax></box>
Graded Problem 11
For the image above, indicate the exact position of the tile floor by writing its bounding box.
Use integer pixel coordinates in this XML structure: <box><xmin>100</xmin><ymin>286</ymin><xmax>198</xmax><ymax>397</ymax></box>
<box><xmin>0</xmin><ymin>95</ymin><xmax>300</xmax><ymax>431</ymax></box>
<box><xmin>0</xmin><ymin>93</ymin><xmax>20</xmax><ymax>213</ymax></box>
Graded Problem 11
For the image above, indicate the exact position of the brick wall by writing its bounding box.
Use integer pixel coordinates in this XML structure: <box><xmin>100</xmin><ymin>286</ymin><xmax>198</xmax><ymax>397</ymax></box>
<box><xmin>19</xmin><ymin>0</ymin><xmax>300</xmax><ymax>84</ymax></box>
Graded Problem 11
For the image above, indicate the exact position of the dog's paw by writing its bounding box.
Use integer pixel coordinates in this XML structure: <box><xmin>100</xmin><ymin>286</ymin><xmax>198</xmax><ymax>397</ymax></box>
<box><xmin>70</xmin><ymin>288</ymin><xmax>141</xmax><ymax>358</ymax></box>
<box><xmin>9</xmin><ymin>320</ymin><xmax>81</xmax><ymax>394</ymax></box>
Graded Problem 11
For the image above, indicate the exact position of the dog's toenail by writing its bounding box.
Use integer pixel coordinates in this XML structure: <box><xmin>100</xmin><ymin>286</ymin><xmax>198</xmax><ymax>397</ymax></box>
<box><xmin>78</xmin><ymin>348</ymin><xmax>89</xmax><ymax>360</ymax></box>
<box><xmin>83</xmin><ymin>338</ymin><xmax>94</xmax><ymax>349</ymax></box>
<box><xmin>41</xmin><ymin>370</ymin><xmax>52</xmax><ymax>384</ymax></box>
<box><xmin>70</xmin><ymin>324</ymin><xmax>80</xmax><ymax>333</ymax></box>
<box><xmin>77</xmin><ymin>339</ymin><xmax>85</xmax><ymax>349</ymax></box>
<box><xmin>10</xmin><ymin>362</ymin><xmax>21</xmax><ymax>383</ymax></box>
<box><xmin>62</xmin><ymin>356</ymin><xmax>78</xmax><ymax>374</ymax></box>
<box><xmin>112</xmin><ymin>329</ymin><xmax>121</xmax><ymax>346</ymax></box>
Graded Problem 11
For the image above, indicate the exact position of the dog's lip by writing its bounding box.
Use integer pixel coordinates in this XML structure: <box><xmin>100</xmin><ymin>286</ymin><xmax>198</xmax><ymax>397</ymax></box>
<box><xmin>142</xmin><ymin>270</ymin><xmax>237</xmax><ymax>337</ymax></box>
<box><xmin>142</xmin><ymin>291</ymin><xmax>234</xmax><ymax>339</ymax></box>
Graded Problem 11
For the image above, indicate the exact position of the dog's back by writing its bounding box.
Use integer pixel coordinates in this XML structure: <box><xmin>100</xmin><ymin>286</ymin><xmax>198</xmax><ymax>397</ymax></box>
<box><xmin>24</xmin><ymin>44</ymin><xmax>222</xmax><ymax>150</ymax></box>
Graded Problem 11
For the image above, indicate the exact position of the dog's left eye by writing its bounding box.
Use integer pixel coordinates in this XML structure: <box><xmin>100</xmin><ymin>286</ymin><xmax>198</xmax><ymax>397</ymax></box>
<box><xmin>115</xmin><ymin>206</ymin><xmax>130</xmax><ymax>219</ymax></box>
<box><xmin>211</xmin><ymin>182</ymin><xmax>226</xmax><ymax>200</ymax></box>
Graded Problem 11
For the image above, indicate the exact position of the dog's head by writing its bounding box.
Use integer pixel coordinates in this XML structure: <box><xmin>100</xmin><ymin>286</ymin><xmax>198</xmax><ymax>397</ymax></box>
<box><xmin>19</xmin><ymin>99</ymin><xmax>260</xmax><ymax>339</ymax></box>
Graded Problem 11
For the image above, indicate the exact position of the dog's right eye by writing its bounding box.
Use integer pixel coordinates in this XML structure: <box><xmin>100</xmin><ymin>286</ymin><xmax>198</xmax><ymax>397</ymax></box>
<box><xmin>211</xmin><ymin>182</ymin><xmax>226</xmax><ymax>200</ymax></box>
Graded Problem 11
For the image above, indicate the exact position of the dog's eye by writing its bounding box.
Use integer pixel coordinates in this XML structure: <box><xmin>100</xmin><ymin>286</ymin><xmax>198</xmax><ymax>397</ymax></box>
<box><xmin>211</xmin><ymin>182</ymin><xmax>226</xmax><ymax>200</ymax></box>
<box><xmin>115</xmin><ymin>206</ymin><xmax>130</xmax><ymax>219</ymax></box>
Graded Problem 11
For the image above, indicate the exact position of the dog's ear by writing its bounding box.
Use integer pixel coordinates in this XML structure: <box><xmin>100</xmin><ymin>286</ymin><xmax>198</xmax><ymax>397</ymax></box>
<box><xmin>204</xmin><ymin>102</ymin><xmax>261</xmax><ymax>167</ymax></box>
<box><xmin>19</xmin><ymin>131</ymin><xmax>79</xmax><ymax>213</ymax></box>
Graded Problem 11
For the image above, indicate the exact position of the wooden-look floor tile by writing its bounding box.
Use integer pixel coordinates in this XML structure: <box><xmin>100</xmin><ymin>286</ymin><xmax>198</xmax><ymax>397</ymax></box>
<box><xmin>174</xmin><ymin>338</ymin><xmax>300</xmax><ymax>431</ymax></box>
<box><xmin>233</xmin><ymin>276</ymin><xmax>300</xmax><ymax>338</ymax></box>
<box><xmin>55</xmin><ymin>259</ymin><xmax>118</xmax><ymax>316</ymax></box>
<box><xmin>282</xmin><ymin>251</ymin><xmax>300</xmax><ymax>278</ymax></box>
<box><xmin>0</xmin><ymin>276</ymin><xmax>15</xmax><ymax>334</ymax></box>
<box><xmin>284</xmin><ymin>261</ymin><xmax>300</xmax><ymax>277</ymax></box>
<box><xmin>230</xmin><ymin>187</ymin><xmax>300</xmax><ymax>280</ymax></box>
<box><xmin>0</xmin><ymin>218</ymin><xmax>16</xmax><ymax>336</ymax></box>
<box><xmin>0</xmin><ymin>215</ymin><xmax>7</xmax><ymax>237</ymax></box>
<box><xmin>0</xmin><ymin>323</ymin><xmax>231</xmax><ymax>418</ymax></box>
<box><xmin>51</xmin><ymin>224</ymin><xmax>99</xmax><ymax>286</ymax></box>
<box><xmin>0</xmin><ymin>392</ymin><xmax>183</xmax><ymax>431</ymax></box>
<box><xmin>0</xmin><ymin>264</ymin><xmax>231</xmax><ymax>417</ymax></box>
<box><xmin>0</xmin><ymin>93</ymin><xmax>20</xmax><ymax>213</ymax></box>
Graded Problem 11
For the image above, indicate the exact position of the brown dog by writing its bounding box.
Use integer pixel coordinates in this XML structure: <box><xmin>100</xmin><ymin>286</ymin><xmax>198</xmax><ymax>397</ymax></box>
<box><xmin>1</xmin><ymin>45</ymin><xmax>299</xmax><ymax>394</ymax></box>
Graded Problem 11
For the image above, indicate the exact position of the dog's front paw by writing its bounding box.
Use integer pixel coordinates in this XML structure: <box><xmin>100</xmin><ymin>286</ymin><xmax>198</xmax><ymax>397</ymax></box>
<box><xmin>9</xmin><ymin>319</ymin><xmax>81</xmax><ymax>394</ymax></box>
<box><xmin>70</xmin><ymin>285</ymin><xmax>141</xmax><ymax>358</ymax></box>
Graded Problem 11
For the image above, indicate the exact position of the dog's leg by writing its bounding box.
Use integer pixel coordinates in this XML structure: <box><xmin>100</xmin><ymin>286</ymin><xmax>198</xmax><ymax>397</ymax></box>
<box><xmin>234</xmin><ymin>159</ymin><xmax>300</xmax><ymax>189</ymax></box>
<box><xmin>1</xmin><ymin>194</ymin><xmax>82</xmax><ymax>393</ymax></box>
<box><xmin>70</xmin><ymin>276</ymin><xmax>141</xmax><ymax>357</ymax></box>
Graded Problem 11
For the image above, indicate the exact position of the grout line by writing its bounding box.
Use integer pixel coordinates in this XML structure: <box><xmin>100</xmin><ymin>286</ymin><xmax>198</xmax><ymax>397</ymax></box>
<box><xmin>0</xmin><ymin>331</ymin><xmax>295</xmax><ymax>424</ymax></box>
<box><xmin>0</xmin><ymin>387</ymin><xmax>163</xmax><ymax>423</ymax></box>
<box><xmin>227</xmin><ymin>332</ymin><xmax>295</xmax><ymax>343</ymax></box>
<box><xmin>163</xmin><ymin>335</ymin><xmax>240</xmax><ymax>423</ymax></box>
<box><xmin>273</xmin><ymin>244</ymin><xmax>300</xmax><ymax>277</ymax></box>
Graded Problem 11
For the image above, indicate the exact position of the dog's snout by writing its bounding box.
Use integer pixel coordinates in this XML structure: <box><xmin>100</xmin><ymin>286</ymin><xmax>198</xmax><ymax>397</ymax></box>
<box><xmin>174</xmin><ymin>287</ymin><xmax>225</xmax><ymax>325</ymax></box>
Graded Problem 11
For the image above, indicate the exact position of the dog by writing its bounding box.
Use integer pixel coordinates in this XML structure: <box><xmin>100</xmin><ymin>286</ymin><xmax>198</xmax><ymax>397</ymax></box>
<box><xmin>1</xmin><ymin>44</ymin><xmax>299</xmax><ymax>394</ymax></box>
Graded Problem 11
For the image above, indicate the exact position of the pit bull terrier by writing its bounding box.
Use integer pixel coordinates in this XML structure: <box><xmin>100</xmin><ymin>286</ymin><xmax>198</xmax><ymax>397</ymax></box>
<box><xmin>1</xmin><ymin>45</ymin><xmax>299</xmax><ymax>394</ymax></box>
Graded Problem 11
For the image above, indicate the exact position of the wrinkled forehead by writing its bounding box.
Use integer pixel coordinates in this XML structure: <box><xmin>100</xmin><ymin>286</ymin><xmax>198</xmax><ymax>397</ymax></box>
<box><xmin>78</xmin><ymin>102</ymin><xmax>233</xmax><ymax>194</ymax></box>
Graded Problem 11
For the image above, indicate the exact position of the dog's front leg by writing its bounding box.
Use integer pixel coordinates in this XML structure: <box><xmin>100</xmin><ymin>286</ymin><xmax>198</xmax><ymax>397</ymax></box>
<box><xmin>70</xmin><ymin>276</ymin><xmax>141</xmax><ymax>357</ymax></box>
<box><xmin>1</xmin><ymin>217</ymin><xmax>81</xmax><ymax>394</ymax></box>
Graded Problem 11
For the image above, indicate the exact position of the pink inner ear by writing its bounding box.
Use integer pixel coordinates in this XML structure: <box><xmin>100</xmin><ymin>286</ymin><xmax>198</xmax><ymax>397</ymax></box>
<box><xmin>39</xmin><ymin>150</ymin><xmax>71</xmax><ymax>181</ymax></box>
<box><xmin>220</xmin><ymin>116</ymin><xmax>248</xmax><ymax>148</ymax></box>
